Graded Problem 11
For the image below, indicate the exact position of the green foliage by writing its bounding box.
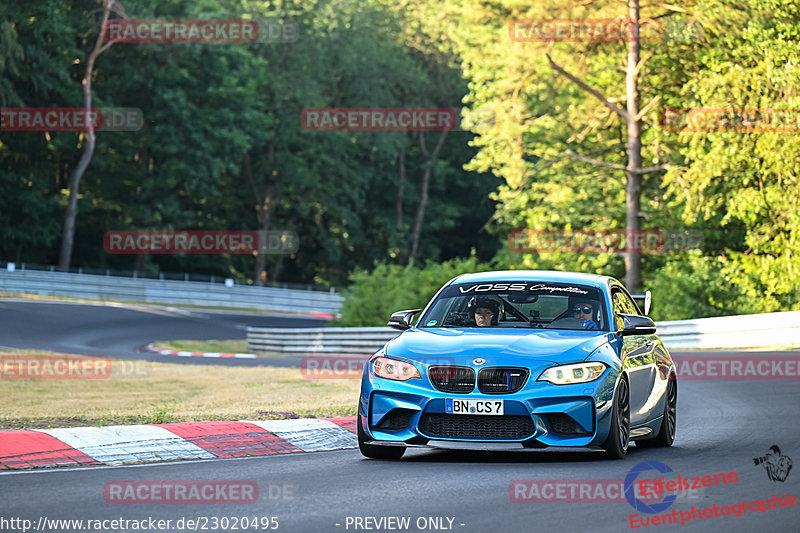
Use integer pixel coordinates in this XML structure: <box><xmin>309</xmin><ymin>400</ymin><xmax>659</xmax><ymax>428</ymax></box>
<box><xmin>138</xmin><ymin>403</ymin><xmax>176</xmax><ymax>425</ymax></box>
<box><xmin>647</xmin><ymin>253</ymin><xmax>740</xmax><ymax>321</ymax></box>
<box><xmin>336</xmin><ymin>256</ymin><xmax>493</xmax><ymax>326</ymax></box>
<box><xmin>0</xmin><ymin>0</ymin><xmax>498</xmax><ymax>285</ymax></box>
<box><xmin>431</xmin><ymin>0</ymin><xmax>800</xmax><ymax>318</ymax></box>
<box><xmin>649</xmin><ymin>252</ymin><xmax>800</xmax><ymax>321</ymax></box>
<box><xmin>657</xmin><ymin>0</ymin><xmax>800</xmax><ymax>305</ymax></box>
<box><xmin>3</xmin><ymin>0</ymin><xmax>800</xmax><ymax>321</ymax></box>
<box><xmin>716</xmin><ymin>252</ymin><xmax>800</xmax><ymax>315</ymax></box>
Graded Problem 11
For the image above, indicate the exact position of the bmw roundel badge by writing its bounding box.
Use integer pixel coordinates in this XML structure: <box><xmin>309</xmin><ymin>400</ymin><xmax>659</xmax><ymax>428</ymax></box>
<box><xmin>473</xmin><ymin>358</ymin><xmax>485</xmax><ymax>366</ymax></box>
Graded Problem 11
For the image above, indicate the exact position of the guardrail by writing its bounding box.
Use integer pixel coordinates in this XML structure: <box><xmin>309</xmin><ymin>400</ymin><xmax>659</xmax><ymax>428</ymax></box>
<box><xmin>655</xmin><ymin>311</ymin><xmax>800</xmax><ymax>349</ymax></box>
<box><xmin>247</xmin><ymin>327</ymin><xmax>398</xmax><ymax>356</ymax></box>
<box><xmin>247</xmin><ymin>311</ymin><xmax>800</xmax><ymax>354</ymax></box>
<box><xmin>0</xmin><ymin>269</ymin><xmax>342</xmax><ymax>315</ymax></box>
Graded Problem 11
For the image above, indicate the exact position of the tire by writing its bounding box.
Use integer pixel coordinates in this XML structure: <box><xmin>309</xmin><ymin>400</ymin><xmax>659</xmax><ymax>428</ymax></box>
<box><xmin>358</xmin><ymin>418</ymin><xmax>406</xmax><ymax>460</ymax></box>
<box><xmin>601</xmin><ymin>377</ymin><xmax>630</xmax><ymax>460</ymax></box>
<box><xmin>637</xmin><ymin>376</ymin><xmax>676</xmax><ymax>448</ymax></box>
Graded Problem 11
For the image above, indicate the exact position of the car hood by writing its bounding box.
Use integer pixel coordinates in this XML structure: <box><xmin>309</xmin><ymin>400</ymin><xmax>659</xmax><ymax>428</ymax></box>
<box><xmin>384</xmin><ymin>328</ymin><xmax>612</xmax><ymax>365</ymax></box>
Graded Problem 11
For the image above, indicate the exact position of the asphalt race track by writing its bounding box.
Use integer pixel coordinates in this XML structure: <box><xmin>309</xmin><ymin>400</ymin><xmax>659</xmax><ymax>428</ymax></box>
<box><xmin>2</xmin><ymin>300</ymin><xmax>799</xmax><ymax>532</ymax></box>
<box><xmin>0</xmin><ymin>299</ymin><xmax>325</xmax><ymax>367</ymax></box>
<box><xmin>1</xmin><ymin>378</ymin><xmax>798</xmax><ymax>532</ymax></box>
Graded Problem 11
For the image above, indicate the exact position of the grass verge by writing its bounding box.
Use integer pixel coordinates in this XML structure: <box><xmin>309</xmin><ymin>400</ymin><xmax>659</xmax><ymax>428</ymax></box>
<box><xmin>0</xmin><ymin>350</ymin><xmax>359</xmax><ymax>430</ymax></box>
<box><xmin>151</xmin><ymin>339</ymin><xmax>250</xmax><ymax>353</ymax></box>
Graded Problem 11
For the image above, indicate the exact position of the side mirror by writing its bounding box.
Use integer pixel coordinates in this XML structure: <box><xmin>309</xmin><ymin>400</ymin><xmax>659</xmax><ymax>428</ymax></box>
<box><xmin>388</xmin><ymin>309</ymin><xmax>423</xmax><ymax>331</ymax></box>
<box><xmin>617</xmin><ymin>313</ymin><xmax>656</xmax><ymax>336</ymax></box>
<box><xmin>631</xmin><ymin>290</ymin><xmax>652</xmax><ymax>315</ymax></box>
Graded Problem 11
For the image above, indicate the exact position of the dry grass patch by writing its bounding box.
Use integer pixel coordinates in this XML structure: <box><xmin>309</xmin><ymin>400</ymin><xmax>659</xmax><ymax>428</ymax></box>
<box><xmin>0</xmin><ymin>350</ymin><xmax>360</xmax><ymax>429</ymax></box>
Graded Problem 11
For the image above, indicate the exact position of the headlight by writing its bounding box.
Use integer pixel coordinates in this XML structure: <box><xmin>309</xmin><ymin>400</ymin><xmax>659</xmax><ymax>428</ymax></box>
<box><xmin>537</xmin><ymin>362</ymin><xmax>606</xmax><ymax>385</ymax></box>
<box><xmin>372</xmin><ymin>356</ymin><xmax>421</xmax><ymax>381</ymax></box>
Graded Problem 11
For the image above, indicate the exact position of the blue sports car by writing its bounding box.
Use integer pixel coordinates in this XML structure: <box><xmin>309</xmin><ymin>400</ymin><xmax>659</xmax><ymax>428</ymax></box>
<box><xmin>357</xmin><ymin>270</ymin><xmax>677</xmax><ymax>460</ymax></box>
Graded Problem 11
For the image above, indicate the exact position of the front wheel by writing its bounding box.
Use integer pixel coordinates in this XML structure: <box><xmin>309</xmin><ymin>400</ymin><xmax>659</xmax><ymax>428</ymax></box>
<box><xmin>637</xmin><ymin>376</ymin><xmax>676</xmax><ymax>448</ymax></box>
<box><xmin>601</xmin><ymin>377</ymin><xmax>630</xmax><ymax>460</ymax></box>
<box><xmin>358</xmin><ymin>419</ymin><xmax>406</xmax><ymax>460</ymax></box>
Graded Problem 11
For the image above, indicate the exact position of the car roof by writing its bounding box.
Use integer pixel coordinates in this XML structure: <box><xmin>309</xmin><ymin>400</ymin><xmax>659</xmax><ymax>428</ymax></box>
<box><xmin>448</xmin><ymin>270</ymin><xmax>614</xmax><ymax>289</ymax></box>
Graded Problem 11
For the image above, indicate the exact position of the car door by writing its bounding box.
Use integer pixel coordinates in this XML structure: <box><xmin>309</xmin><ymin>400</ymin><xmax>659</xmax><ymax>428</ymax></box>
<box><xmin>612</xmin><ymin>287</ymin><xmax>658</xmax><ymax>426</ymax></box>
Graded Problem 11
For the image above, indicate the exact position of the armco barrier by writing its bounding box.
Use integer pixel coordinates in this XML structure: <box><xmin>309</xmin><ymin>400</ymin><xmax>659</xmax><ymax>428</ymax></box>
<box><xmin>247</xmin><ymin>311</ymin><xmax>800</xmax><ymax>355</ymax></box>
<box><xmin>247</xmin><ymin>327</ymin><xmax>399</xmax><ymax>356</ymax></box>
<box><xmin>0</xmin><ymin>269</ymin><xmax>342</xmax><ymax>315</ymax></box>
<box><xmin>655</xmin><ymin>310</ymin><xmax>800</xmax><ymax>349</ymax></box>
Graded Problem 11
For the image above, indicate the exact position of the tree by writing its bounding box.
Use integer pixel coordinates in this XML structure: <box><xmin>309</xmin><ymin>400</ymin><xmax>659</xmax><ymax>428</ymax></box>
<box><xmin>409</xmin><ymin>129</ymin><xmax>449</xmax><ymax>263</ymax></box>
<box><xmin>658</xmin><ymin>0</ymin><xmax>800</xmax><ymax>311</ymax></box>
<box><xmin>59</xmin><ymin>0</ymin><xmax>124</xmax><ymax>270</ymax></box>
<box><xmin>543</xmin><ymin>0</ymin><xmax>680</xmax><ymax>290</ymax></box>
<box><xmin>1</xmin><ymin>0</ymin><xmax>89</xmax><ymax>264</ymax></box>
<box><xmin>432</xmin><ymin>0</ymin><xmax>709</xmax><ymax>290</ymax></box>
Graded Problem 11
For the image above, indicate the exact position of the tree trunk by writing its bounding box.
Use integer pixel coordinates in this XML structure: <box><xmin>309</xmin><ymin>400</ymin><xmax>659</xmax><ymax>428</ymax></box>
<box><xmin>396</xmin><ymin>143</ymin><xmax>406</xmax><ymax>230</ymax></box>
<box><xmin>546</xmin><ymin>0</ymin><xmax>658</xmax><ymax>291</ymax></box>
<box><xmin>269</xmin><ymin>246</ymin><xmax>284</xmax><ymax>283</ymax></box>
<box><xmin>409</xmin><ymin>129</ymin><xmax>448</xmax><ymax>265</ymax></box>
<box><xmin>58</xmin><ymin>0</ymin><xmax>116</xmax><ymax>271</ymax></box>
<box><xmin>133</xmin><ymin>252</ymin><xmax>148</xmax><ymax>273</ymax></box>
<box><xmin>270</xmin><ymin>218</ymin><xmax>292</xmax><ymax>282</ymax></box>
<box><xmin>244</xmin><ymin>150</ymin><xmax>278</xmax><ymax>286</ymax></box>
<box><xmin>255</xmin><ymin>186</ymin><xmax>277</xmax><ymax>286</ymax></box>
<box><xmin>624</xmin><ymin>0</ymin><xmax>643</xmax><ymax>291</ymax></box>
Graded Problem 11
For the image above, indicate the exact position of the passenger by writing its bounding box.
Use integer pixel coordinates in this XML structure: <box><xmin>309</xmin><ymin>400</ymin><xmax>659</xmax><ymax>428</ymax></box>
<box><xmin>572</xmin><ymin>300</ymin><xmax>599</xmax><ymax>330</ymax></box>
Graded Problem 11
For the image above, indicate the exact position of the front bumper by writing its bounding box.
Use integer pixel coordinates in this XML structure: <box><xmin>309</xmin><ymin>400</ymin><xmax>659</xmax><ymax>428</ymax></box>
<box><xmin>359</xmin><ymin>357</ymin><xmax>620</xmax><ymax>449</ymax></box>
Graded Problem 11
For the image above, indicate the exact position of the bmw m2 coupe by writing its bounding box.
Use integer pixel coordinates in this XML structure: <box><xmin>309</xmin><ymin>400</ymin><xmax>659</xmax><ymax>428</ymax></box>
<box><xmin>358</xmin><ymin>270</ymin><xmax>677</xmax><ymax>460</ymax></box>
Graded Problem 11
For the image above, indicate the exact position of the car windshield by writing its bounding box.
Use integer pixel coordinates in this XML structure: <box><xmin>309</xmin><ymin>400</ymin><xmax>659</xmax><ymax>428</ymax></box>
<box><xmin>418</xmin><ymin>281</ymin><xmax>608</xmax><ymax>331</ymax></box>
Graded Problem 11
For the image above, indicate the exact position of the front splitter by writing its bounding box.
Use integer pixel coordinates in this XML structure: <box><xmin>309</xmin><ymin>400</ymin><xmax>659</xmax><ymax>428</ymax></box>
<box><xmin>364</xmin><ymin>440</ymin><xmax>598</xmax><ymax>453</ymax></box>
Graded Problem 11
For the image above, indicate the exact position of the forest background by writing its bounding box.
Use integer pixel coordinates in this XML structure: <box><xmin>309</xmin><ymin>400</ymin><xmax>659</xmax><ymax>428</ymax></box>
<box><xmin>1</xmin><ymin>0</ymin><xmax>798</xmax><ymax>324</ymax></box>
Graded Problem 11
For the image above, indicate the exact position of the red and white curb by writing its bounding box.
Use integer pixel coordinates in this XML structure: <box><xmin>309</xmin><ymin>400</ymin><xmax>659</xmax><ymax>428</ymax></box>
<box><xmin>0</xmin><ymin>417</ymin><xmax>357</xmax><ymax>470</ymax></box>
<box><xmin>144</xmin><ymin>343</ymin><xmax>257</xmax><ymax>359</ymax></box>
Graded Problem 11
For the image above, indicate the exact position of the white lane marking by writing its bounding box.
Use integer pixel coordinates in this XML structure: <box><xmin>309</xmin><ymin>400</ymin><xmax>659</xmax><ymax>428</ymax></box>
<box><xmin>35</xmin><ymin>425</ymin><xmax>214</xmax><ymax>465</ymax></box>
<box><xmin>244</xmin><ymin>419</ymin><xmax>340</xmax><ymax>432</ymax></box>
<box><xmin>147</xmin><ymin>344</ymin><xmax>257</xmax><ymax>358</ymax></box>
<box><xmin>241</xmin><ymin>419</ymin><xmax>358</xmax><ymax>452</ymax></box>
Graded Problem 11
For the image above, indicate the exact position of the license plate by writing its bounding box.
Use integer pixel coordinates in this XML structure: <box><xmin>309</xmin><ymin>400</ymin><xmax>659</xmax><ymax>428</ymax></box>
<box><xmin>445</xmin><ymin>398</ymin><xmax>504</xmax><ymax>415</ymax></box>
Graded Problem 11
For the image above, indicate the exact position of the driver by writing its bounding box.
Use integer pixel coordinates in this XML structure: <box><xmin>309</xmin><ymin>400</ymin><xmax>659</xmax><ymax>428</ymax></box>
<box><xmin>572</xmin><ymin>299</ymin><xmax>599</xmax><ymax>330</ymax></box>
<box><xmin>469</xmin><ymin>297</ymin><xmax>500</xmax><ymax>327</ymax></box>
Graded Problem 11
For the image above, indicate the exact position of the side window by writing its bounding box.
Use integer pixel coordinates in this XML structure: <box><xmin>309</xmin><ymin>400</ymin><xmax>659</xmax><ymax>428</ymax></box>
<box><xmin>612</xmin><ymin>292</ymin><xmax>627</xmax><ymax>330</ymax></box>
<box><xmin>612</xmin><ymin>290</ymin><xmax>638</xmax><ymax>329</ymax></box>
<box><xmin>619</xmin><ymin>291</ymin><xmax>639</xmax><ymax>315</ymax></box>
